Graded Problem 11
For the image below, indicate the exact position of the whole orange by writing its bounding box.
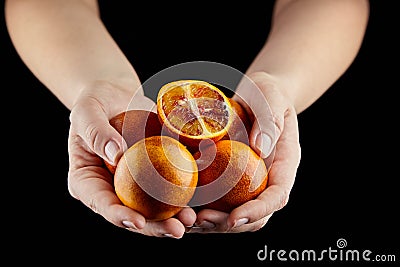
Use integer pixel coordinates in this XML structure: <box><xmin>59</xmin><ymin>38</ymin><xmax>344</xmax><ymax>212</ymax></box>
<box><xmin>192</xmin><ymin>139</ymin><xmax>268</xmax><ymax>213</ymax></box>
<box><xmin>114</xmin><ymin>135</ymin><xmax>198</xmax><ymax>221</ymax></box>
<box><xmin>105</xmin><ymin>109</ymin><xmax>162</xmax><ymax>174</ymax></box>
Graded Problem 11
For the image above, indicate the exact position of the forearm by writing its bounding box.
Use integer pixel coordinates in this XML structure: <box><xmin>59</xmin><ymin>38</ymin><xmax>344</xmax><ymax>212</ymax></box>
<box><xmin>5</xmin><ymin>0</ymin><xmax>140</xmax><ymax>110</ymax></box>
<box><xmin>247</xmin><ymin>0</ymin><xmax>369</xmax><ymax>113</ymax></box>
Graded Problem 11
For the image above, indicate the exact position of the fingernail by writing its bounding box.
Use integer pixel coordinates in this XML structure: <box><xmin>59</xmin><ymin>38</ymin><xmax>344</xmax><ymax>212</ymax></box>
<box><xmin>163</xmin><ymin>233</ymin><xmax>180</xmax><ymax>239</ymax></box>
<box><xmin>122</xmin><ymin>220</ymin><xmax>137</xmax><ymax>230</ymax></box>
<box><xmin>105</xmin><ymin>140</ymin><xmax>120</xmax><ymax>164</ymax></box>
<box><xmin>234</xmin><ymin>218</ymin><xmax>249</xmax><ymax>228</ymax></box>
<box><xmin>256</xmin><ymin>133</ymin><xmax>272</xmax><ymax>158</ymax></box>
<box><xmin>195</xmin><ymin>220</ymin><xmax>216</xmax><ymax>229</ymax></box>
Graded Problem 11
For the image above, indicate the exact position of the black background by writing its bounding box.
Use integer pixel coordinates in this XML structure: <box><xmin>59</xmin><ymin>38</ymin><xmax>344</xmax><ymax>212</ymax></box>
<box><xmin>2</xmin><ymin>1</ymin><xmax>398</xmax><ymax>265</ymax></box>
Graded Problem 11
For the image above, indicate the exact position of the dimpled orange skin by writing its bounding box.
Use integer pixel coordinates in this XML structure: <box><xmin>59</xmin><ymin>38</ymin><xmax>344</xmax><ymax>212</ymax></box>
<box><xmin>104</xmin><ymin>110</ymin><xmax>162</xmax><ymax>174</ymax></box>
<box><xmin>221</xmin><ymin>98</ymin><xmax>252</xmax><ymax>144</ymax></box>
<box><xmin>193</xmin><ymin>140</ymin><xmax>268</xmax><ymax>213</ymax></box>
<box><xmin>156</xmin><ymin>80</ymin><xmax>233</xmax><ymax>149</ymax></box>
<box><xmin>114</xmin><ymin>135</ymin><xmax>198</xmax><ymax>221</ymax></box>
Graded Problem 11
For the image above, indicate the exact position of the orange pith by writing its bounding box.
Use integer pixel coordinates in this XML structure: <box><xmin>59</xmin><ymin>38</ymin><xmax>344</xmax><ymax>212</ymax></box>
<box><xmin>157</xmin><ymin>80</ymin><xmax>233</xmax><ymax>147</ymax></box>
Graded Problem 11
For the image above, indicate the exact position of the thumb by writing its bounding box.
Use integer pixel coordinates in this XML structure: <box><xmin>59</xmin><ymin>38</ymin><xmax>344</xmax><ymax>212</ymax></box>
<box><xmin>233</xmin><ymin>74</ymin><xmax>283</xmax><ymax>159</ymax></box>
<box><xmin>249</xmin><ymin>116</ymin><xmax>279</xmax><ymax>159</ymax></box>
<box><xmin>70</xmin><ymin>100</ymin><xmax>127</xmax><ymax>166</ymax></box>
<box><xmin>233</xmin><ymin>91</ymin><xmax>279</xmax><ymax>159</ymax></box>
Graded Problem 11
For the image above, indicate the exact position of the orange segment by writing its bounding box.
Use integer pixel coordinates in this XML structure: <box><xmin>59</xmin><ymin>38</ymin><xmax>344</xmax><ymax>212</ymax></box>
<box><xmin>157</xmin><ymin>80</ymin><xmax>233</xmax><ymax>147</ymax></box>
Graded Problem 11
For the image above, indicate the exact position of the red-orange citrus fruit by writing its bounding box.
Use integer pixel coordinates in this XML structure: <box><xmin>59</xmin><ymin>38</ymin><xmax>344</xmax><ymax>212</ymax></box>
<box><xmin>192</xmin><ymin>139</ymin><xmax>268</xmax><ymax>213</ymax></box>
<box><xmin>157</xmin><ymin>80</ymin><xmax>234</xmax><ymax>149</ymax></box>
<box><xmin>105</xmin><ymin>109</ymin><xmax>162</xmax><ymax>174</ymax></box>
<box><xmin>114</xmin><ymin>135</ymin><xmax>198</xmax><ymax>221</ymax></box>
<box><xmin>221</xmin><ymin>98</ymin><xmax>252</xmax><ymax>144</ymax></box>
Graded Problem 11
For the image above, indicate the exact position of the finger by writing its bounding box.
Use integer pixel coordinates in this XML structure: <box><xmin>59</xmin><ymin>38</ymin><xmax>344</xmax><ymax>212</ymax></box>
<box><xmin>186</xmin><ymin>209</ymin><xmax>229</xmax><ymax>233</ymax></box>
<box><xmin>68</xmin><ymin>132</ymin><xmax>146</xmax><ymax>229</ymax></box>
<box><xmin>175</xmin><ymin>207</ymin><xmax>197</xmax><ymax>227</ymax></box>
<box><xmin>126</xmin><ymin>217</ymin><xmax>188</xmax><ymax>239</ymax></box>
<box><xmin>69</xmin><ymin>167</ymin><xmax>143</xmax><ymax>225</ymax></box>
<box><xmin>71</xmin><ymin>165</ymin><xmax>189</xmax><ymax>238</ymax></box>
<box><xmin>265</xmin><ymin>105</ymin><xmax>301</xmax><ymax>194</ymax></box>
<box><xmin>227</xmin><ymin>107</ymin><xmax>300</xmax><ymax>229</ymax></box>
<box><xmin>229</xmin><ymin>213</ymin><xmax>273</xmax><ymax>233</ymax></box>
<box><xmin>187</xmin><ymin>209</ymin><xmax>272</xmax><ymax>233</ymax></box>
<box><xmin>70</xmin><ymin>98</ymin><xmax>127</xmax><ymax>166</ymax></box>
<box><xmin>233</xmin><ymin>73</ymin><xmax>286</xmax><ymax>158</ymax></box>
<box><xmin>69</xmin><ymin>166</ymin><xmax>149</xmax><ymax>230</ymax></box>
<box><xmin>69</xmin><ymin>133</ymin><xmax>193</xmax><ymax>238</ymax></box>
<box><xmin>224</xmin><ymin>186</ymin><xmax>289</xmax><ymax>232</ymax></box>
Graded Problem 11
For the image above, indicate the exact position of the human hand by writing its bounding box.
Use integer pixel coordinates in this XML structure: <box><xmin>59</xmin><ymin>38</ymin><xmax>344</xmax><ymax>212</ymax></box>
<box><xmin>67</xmin><ymin>80</ymin><xmax>197</xmax><ymax>238</ymax></box>
<box><xmin>186</xmin><ymin>72</ymin><xmax>301</xmax><ymax>233</ymax></box>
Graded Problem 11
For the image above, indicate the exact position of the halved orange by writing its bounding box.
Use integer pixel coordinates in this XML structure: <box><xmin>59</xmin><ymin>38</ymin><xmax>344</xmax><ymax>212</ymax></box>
<box><xmin>157</xmin><ymin>80</ymin><xmax>234</xmax><ymax>148</ymax></box>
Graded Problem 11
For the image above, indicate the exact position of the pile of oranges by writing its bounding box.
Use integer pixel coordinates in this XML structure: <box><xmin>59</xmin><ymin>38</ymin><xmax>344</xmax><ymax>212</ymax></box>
<box><xmin>108</xmin><ymin>80</ymin><xmax>269</xmax><ymax>221</ymax></box>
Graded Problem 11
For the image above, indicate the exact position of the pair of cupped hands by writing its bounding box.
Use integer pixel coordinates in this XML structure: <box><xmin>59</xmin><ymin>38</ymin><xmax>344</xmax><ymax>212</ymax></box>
<box><xmin>67</xmin><ymin>72</ymin><xmax>301</xmax><ymax>238</ymax></box>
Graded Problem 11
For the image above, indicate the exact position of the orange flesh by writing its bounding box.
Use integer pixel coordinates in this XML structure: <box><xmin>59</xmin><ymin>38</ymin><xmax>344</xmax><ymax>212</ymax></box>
<box><xmin>161</xmin><ymin>83</ymin><xmax>230</xmax><ymax>137</ymax></box>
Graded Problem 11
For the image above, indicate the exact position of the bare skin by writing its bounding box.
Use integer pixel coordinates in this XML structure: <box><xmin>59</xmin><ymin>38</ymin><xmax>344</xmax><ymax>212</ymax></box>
<box><xmin>5</xmin><ymin>0</ymin><xmax>369</xmax><ymax>237</ymax></box>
